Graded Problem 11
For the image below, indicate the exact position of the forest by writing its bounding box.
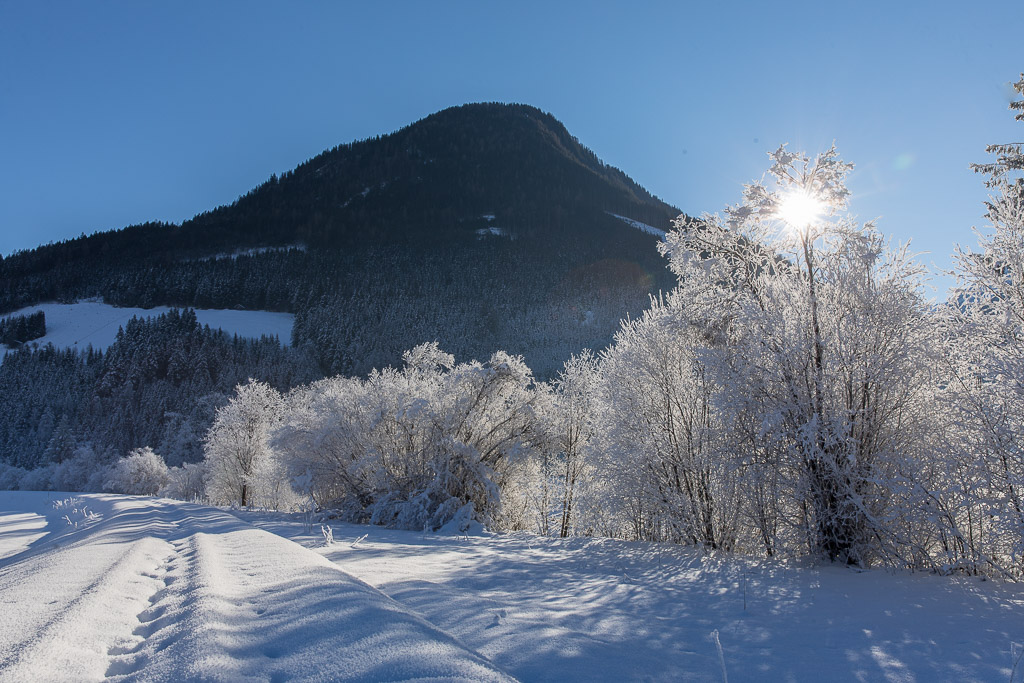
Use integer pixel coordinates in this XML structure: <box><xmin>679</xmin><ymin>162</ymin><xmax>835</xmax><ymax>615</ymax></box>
<box><xmin>0</xmin><ymin>310</ymin><xmax>44</xmax><ymax>347</ymax></box>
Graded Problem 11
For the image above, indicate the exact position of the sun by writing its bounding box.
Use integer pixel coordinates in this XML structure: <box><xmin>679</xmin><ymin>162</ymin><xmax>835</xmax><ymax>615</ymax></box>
<box><xmin>777</xmin><ymin>188</ymin><xmax>826</xmax><ymax>232</ymax></box>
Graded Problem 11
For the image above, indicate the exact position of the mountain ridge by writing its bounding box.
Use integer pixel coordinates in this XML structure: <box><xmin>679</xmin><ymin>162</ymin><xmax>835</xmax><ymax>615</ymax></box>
<box><xmin>2</xmin><ymin>103</ymin><xmax>679</xmax><ymax>272</ymax></box>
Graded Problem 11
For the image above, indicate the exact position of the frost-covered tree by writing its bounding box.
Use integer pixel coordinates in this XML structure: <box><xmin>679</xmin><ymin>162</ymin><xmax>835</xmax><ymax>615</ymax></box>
<box><xmin>598</xmin><ymin>294</ymin><xmax>741</xmax><ymax>548</ymax></box>
<box><xmin>104</xmin><ymin>446</ymin><xmax>170</xmax><ymax>496</ymax></box>
<box><xmin>547</xmin><ymin>350</ymin><xmax>599</xmax><ymax>537</ymax></box>
<box><xmin>660</xmin><ymin>145</ymin><xmax>939</xmax><ymax>564</ymax></box>
<box><xmin>947</xmin><ymin>74</ymin><xmax>1024</xmax><ymax>575</ymax></box>
<box><xmin>203</xmin><ymin>379</ymin><xmax>283</xmax><ymax>507</ymax></box>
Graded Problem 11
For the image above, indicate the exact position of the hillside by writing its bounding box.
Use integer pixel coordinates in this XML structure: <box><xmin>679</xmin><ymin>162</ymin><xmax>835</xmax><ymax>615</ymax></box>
<box><xmin>0</xmin><ymin>301</ymin><xmax>293</xmax><ymax>357</ymax></box>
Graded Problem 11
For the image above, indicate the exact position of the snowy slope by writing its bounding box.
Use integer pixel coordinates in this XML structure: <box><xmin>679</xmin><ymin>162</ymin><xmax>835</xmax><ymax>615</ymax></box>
<box><xmin>197</xmin><ymin>244</ymin><xmax>307</xmax><ymax>261</ymax></box>
<box><xmin>606</xmin><ymin>212</ymin><xmax>667</xmax><ymax>239</ymax></box>
<box><xmin>246</xmin><ymin>514</ymin><xmax>1024</xmax><ymax>683</ymax></box>
<box><xmin>0</xmin><ymin>493</ymin><xmax>512</xmax><ymax>682</ymax></box>
<box><xmin>0</xmin><ymin>301</ymin><xmax>294</xmax><ymax>354</ymax></box>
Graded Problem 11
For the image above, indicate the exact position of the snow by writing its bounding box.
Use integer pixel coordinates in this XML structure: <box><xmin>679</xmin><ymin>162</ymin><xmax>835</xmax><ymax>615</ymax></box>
<box><xmin>0</xmin><ymin>503</ymin><xmax>45</xmax><ymax>562</ymax></box>
<box><xmin>476</xmin><ymin>227</ymin><xmax>508</xmax><ymax>239</ymax></box>
<box><xmin>2</xmin><ymin>493</ymin><xmax>1022</xmax><ymax>681</ymax></box>
<box><xmin>0</xmin><ymin>301</ymin><xmax>295</xmax><ymax>356</ymax></box>
<box><xmin>245</xmin><ymin>515</ymin><xmax>1024</xmax><ymax>683</ymax></box>
<box><xmin>197</xmin><ymin>244</ymin><xmax>306</xmax><ymax>262</ymax></box>
<box><xmin>0</xmin><ymin>493</ymin><xmax>512</xmax><ymax>682</ymax></box>
<box><xmin>606</xmin><ymin>212</ymin><xmax>667</xmax><ymax>239</ymax></box>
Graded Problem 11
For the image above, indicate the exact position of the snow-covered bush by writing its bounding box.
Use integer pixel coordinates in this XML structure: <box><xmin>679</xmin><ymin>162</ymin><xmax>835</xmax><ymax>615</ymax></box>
<box><xmin>161</xmin><ymin>461</ymin><xmax>207</xmax><ymax>501</ymax></box>
<box><xmin>0</xmin><ymin>462</ymin><xmax>28</xmax><ymax>490</ymax></box>
<box><xmin>247</xmin><ymin>450</ymin><xmax>302</xmax><ymax>510</ymax></box>
<box><xmin>271</xmin><ymin>374</ymin><xmax>374</xmax><ymax>515</ymax></box>
<box><xmin>16</xmin><ymin>466</ymin><xmax>54</xmax><ymax>492</ymax></box>
<box><xmin>274</xmin><ymin>342</ymin><xmax>542</xmax><ymax>530</ymax></box>
<box><xmin>104</xmin><ymin>446</ymin><xmax>170</xmax><ymax>496</ymax></box>
<box><xmin>50</xmin><ymin>444</ymin><xmax>111</xmax><ymax>492</ymax></box>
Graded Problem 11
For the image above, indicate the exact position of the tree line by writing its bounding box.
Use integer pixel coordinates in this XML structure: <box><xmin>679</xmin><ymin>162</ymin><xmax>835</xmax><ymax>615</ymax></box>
<box><xmin>0</xmin><ymin>311</ymin><xmax>44</xmax><ymax>347</ymax></box>
<box><xmin>0</xmin><ymin>309</ymin><xmax>320</xmax><ymax>480</ymax></box>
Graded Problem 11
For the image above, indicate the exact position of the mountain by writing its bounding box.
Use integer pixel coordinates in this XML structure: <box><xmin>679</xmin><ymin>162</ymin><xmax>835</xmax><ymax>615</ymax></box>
<box><xmin>180</xmin><ymin>101</ymin><xmax>679</xmax><ymax>251</ymax></box>
<box><xmin>5</xmin><ymin>103</ymin><xmax>678</xmax><ymax>259</ymax></box>
<box><xmin>0</xmin><ymin>103</ymin><xmax>687</xmax><ymax>473</ymax></box>
<box><xmin>2</xmin><ymin>103</ymin><xmax>685</xmax><ymax>376</ymax></box>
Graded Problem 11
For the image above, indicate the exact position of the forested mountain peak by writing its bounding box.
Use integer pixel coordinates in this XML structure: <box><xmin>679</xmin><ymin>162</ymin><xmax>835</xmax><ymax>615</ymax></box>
<box><xmin>180</xmin><ymin>101</ymin><xmax>679</xmax><ymax>251</ymax></box>
<box><xmin>4</xmin><ymin>102</ymin><xmax>680</xmax><ymax>273</ymax></box>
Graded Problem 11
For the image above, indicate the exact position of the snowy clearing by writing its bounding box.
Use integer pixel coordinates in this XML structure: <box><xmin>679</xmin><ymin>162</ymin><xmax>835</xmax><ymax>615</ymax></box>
<box><xmin>476</xmin><ymin>226</ymin><xmax>509</xmax><ymax>239</ymax></box>
<box><xmin>245</xmin><ymin>513</ymin><xmax>1024</xmax><ymax>683</ymax></box>
<box><xmin>196</xmin><ymin>244</ymin><xmax>306</xmax><ymax>261</ymax></box>
<box><xmin>0</xmin><ymin>301</ymin><xmax>294</xmax><ymax>354</ymax></box>
<box><xmin>0</xmin><ymin>493</ymin><xmax>510</xmax><ymax>682</ymax></box>
<box><xmin>606</xmin><ymin>212</ymin><xmax>667</xmax><ymax>239</ymax></box>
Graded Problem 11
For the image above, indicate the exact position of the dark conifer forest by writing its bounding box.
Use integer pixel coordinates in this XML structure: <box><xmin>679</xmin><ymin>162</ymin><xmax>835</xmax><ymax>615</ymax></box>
<box><xmin>0</xmin><ymin>310</ymin><xmax>45</xmax><ymax>347</ymax></box>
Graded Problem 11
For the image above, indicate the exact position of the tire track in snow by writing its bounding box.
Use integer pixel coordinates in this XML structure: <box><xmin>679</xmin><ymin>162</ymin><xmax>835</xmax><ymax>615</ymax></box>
<box><xmin>105</xmin><ymin>540</ymin><xmax>185</xmax><ymax>678</ymax></box>
<box><xmin>106</xmin><ymin>527</ymin><xmax>515</xmax><ymax>681</ymax></box>
<box><xmin>2</xmin><ymin>496</ymin><xmax>515</xmax><ymax>682</ymax></box>
<box><xmin>0</xmin><ymin>536</ymin><xmax>175</xmax><ymax>683</ymax></box>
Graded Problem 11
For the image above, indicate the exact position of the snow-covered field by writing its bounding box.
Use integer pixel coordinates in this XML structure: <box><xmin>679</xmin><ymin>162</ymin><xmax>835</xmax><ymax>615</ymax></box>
<box><xmin>0</xmin><ymin>301</ymin><xmax>294</xmax><ymax>354</ymax></box>
<box><xmin>2</xmin><ymin>493</ymin><xmax>1022</xmax><ymax>682</ymax></box>
<box><xmin>246</xmin><ymin>515</ymin><xmax>1024</xmax><ymax>682</ymax></box>
<box><xmin>196</xmin><ymin>244</ymin><xmax>306</xmax><ymax>261</ymax></box>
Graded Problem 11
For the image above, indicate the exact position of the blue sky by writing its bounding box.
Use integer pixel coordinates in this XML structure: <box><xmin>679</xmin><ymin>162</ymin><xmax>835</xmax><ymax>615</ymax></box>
<box><xmin>1</xmin><ymin>1</ymin><xmax>1021</xmax><ymax>296</ymax></box>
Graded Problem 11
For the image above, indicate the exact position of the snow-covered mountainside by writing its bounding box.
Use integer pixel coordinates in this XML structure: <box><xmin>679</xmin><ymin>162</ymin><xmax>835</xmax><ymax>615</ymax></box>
<box><xmin>1</xmin><ymin>104</ymin><xmax>680</xmax><ymax>382</ymax></box>
<box><xmin>0</xmin><ymin>492</ymin><xmax>510</xmax><ymax>682</ymax></box>
<box><xmin>1</xmin><ymin>301</ymin><xmax>294</xmax><ymax>354</ymax></box>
